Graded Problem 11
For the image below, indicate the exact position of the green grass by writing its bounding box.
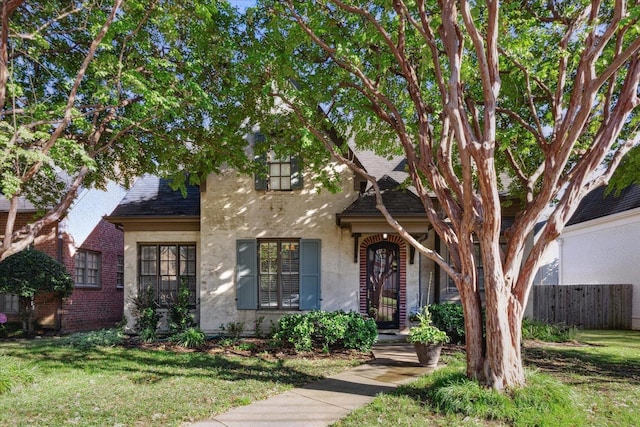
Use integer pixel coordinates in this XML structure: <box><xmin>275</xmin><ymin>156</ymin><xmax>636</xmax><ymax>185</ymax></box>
<box><xmin>0</xmin><ymin>338</ymin><xmax>363</xmax><ymax>426</ymax></box>
<box><xmin>336</xmin><ymin>330</ymin><xmax>640</xmax><ymax>426</ymax></box>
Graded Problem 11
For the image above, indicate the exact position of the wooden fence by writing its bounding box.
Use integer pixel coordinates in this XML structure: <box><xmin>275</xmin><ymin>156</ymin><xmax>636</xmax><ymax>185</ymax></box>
<box><xmin>533</xmin><ymin>284</ymin><xmax>633</xmax><ymax>329</ymax></box>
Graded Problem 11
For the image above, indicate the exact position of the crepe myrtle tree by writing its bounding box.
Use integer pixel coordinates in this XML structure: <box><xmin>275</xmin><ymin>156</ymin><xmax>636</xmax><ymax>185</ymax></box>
<box><xmin>0</xmin><ymin>248</ymin><xmax>73</xmax><ymax>333</ymax></box>
<box><xmin>242</xmin><ymin>0</ymin><xmax>640</xmax><ymax>390</ymax></box>
<box><xmin>0</xmin><ymin>0</ymin><xmax>252</xmax><ymax>261</ymax></box>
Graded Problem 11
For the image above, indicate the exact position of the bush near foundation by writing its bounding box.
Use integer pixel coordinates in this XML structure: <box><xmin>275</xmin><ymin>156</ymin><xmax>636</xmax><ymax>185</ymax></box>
<box><xmin>273</xmin><ymin>310</ymin><xmax>377</xmax><ymax>353</ymax></box>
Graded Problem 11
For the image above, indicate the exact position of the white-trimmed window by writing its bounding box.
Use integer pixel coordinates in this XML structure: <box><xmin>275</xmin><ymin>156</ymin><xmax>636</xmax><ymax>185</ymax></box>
<box><xmin>75</xmin><ymin>250</ymin><xmax>101</xmax><ymax>287</ymax></box>
<box><xmin>116</xmin><ymin>256</ymin><xmax>124</xmax><ymax>289</ymax></box>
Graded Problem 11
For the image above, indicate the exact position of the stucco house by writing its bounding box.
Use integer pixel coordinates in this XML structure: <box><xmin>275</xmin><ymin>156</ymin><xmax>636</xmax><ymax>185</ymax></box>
<box><xmin>556</xmin><ymin>184</ymin><xmax>640</xmax><ymax>329</ymax></box>
<box><xmin>107</xmin><ymin>143</ymin><xmax>519</xmax><ymax>334</ymax></box>
<box><xmin>0</xmin><ymin>181</ymin><xmax>126</xmax><ymax>332</ymax></box>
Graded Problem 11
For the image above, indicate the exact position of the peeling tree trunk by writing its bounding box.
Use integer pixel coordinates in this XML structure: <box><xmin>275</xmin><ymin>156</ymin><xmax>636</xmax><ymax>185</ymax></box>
<box><xmin>457</xmin><ymin>279</ymin><xmax>485</xmax><ymax>381</ymax></box>
<box><xmin>483</xmin><ymin>282</ymin><xmax>525</xmax><ymax>389</ymax></box>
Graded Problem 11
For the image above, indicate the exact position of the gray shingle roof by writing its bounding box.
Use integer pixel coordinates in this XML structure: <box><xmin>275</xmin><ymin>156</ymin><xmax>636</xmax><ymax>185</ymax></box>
<box><xmin>0</xmin><ymin>196</ymin><xmax>36</xmax><ymax>212</ymax></box>
<box><xmin>108</xmin><ymin>175</ymin><xmax>200</xmax><ymax>218</ymax></box>
<box><xmin>338</xmin><ymin>175</ymin><xmax>426</xmax><ymax>217</ymax></box>
<box><xmin>567</xmin><ymin>184</ymin><xmax>640</xmax><ymax>226</ymax></box>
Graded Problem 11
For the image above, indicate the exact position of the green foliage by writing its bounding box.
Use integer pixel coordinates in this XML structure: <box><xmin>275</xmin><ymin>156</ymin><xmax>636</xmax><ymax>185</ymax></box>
<box><xmin>131</xmin><ymin>287</ymin><xmax>161</xmax><ymax>342</ymax></box>
<box><xmin>428</xmin><ymin>303</ymin><xmax>466</xmax><ymax>344</ymax></box>
<box><xmin>0</xmin><ymin>321</ymin><xmax>23</xmax><ymax>339</ymax></box>
<box><xmin>0</xmin><ymin>356</ymin><xmax>36</xmax><ymax>395</ymax></box>
<box><xmin>56</xmin><ymin>328</ymin><xmax>125</xmax><ymax>350</ymax></box>
<box><xmin>521</xmin><ymin>319</ymin><xmax>578</xmax><ymax>342</ymax></box>
<box><xmin>408</xmin><ymin>306</ymin><xmax>450</xmax><ymax>345</ymax></box>
<box><xmin>168</xmin><ymin>279</ymin><xmax>196</xmax><ymax>333</ymax></box>
<box><xmin>253</xmin><ymin>315</ymin><xmax>266</xmax><ymax>338</ymax></box>
<box><xmin>1</xmin><ymin>0</ymin><xmax>253</xmax><ymax>258</ymax></box>
<box><xmin>0</xmin><ymin>249</ymin><xmax>73</xmax><ymax>298</ymax></box>
<box><xmin>220</xmin><ymin>321</ymin><xmax>245</xmax><ymax>339</ymax></box>
<box><xmin>273</xmin><ymin>310</ymin><xmax>377</xmax><ymax>353</ymax></box>
<box><xmin>426</xmin><ymin>364</ymin><xmax>583</xmax><ymax>426</ymax></box>
<box><xmin>169</xmin><ymin>327</ymin><xmax>206</xmax><ymax>348</ymax></box>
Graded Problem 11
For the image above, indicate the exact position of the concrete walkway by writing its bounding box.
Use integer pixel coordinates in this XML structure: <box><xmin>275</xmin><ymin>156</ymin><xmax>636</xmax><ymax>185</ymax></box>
<box><xmin>191</xmin><ymin>340</ymin><xmax>432</xmax><ymax>427</ymax></box>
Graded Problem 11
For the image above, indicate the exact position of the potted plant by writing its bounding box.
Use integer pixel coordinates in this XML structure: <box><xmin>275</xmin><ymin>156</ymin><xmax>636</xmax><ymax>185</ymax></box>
<box><xmin>407</xmin><ymin>306</ymin><xmax>450</xmax><ymax>367</ymax></box>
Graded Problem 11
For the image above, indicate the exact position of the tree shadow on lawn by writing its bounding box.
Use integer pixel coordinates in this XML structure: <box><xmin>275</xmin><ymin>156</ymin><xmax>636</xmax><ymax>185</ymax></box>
<box><xmin>523</xmin><ymin>344</ymin><xmax>640</xmax><ymax>384</ymax></box>
<box><xmin>1</xmin><ymin>340</ymin><xmax>329</xmax><ymax>388</ymax></box>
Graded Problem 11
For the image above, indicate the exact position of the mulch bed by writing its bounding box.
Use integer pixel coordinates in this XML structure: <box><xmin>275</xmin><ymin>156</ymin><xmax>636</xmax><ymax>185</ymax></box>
<box><xmin>122</xmin><ymin>336</ymin><xmax>376</xmax><ymax>362</ymax></box>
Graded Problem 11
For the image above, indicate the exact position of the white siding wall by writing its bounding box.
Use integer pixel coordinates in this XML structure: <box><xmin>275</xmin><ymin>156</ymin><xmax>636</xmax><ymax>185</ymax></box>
<box><xmin>560</xmin><ymin>208</ymin><xmax>640</xmax><ymax>329</ymax></box>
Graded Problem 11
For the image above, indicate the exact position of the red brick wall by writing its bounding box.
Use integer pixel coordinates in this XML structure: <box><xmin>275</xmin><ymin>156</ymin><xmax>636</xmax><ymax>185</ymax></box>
<box><xmin>60</xmin><ymin>218</ymin><xmax>124</xmax><ymax>332</ymax></box>
<box><xmin>1</xmin><ymin>213</ymin><xmax>123</xmax><ymax>332</ymax></box>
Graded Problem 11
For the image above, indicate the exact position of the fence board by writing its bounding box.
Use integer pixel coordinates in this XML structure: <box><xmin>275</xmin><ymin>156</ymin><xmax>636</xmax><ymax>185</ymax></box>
<box><xmin>533</xmin><ymin>284</ymin><xmax>632</xmax><ymax>329</ymax></box>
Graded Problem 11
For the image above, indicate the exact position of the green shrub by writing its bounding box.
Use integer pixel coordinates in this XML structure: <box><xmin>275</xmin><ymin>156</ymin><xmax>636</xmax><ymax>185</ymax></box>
<box><xmin>428</xmin><ymin>303</ymin><xmax>466</xmax><ymax>344</ymax></box>
<box><xmin>168</xmin><ymin>279</ymin><xmax>195</xmax><ymax>333</ymax></box>
<box><xmin>342</xmin><ymin>311</ymin><xmax>378</xmax><ymax>351</ymax></box>
<box><xmin>56</xmin><ymin>328</ymin><xmax>125</xmax><ymax>350</ymax></box>
<box><xmin>253</xmin><ymin>315</ymin><xmax>266</xmax><ymax>338</ymax></box>
<box><xmin>521</xmin><ymin>318</ymin><xmax>578</xmax><ymax>342</ymax></box>
<box><xmin>131</xmin><ymin>286</ymin><xmax>161</xmax><ymax>342</ymax></box>
<box><xmin>0</xmin><ymin>321</ymin><xmax>23</xmax><ymax>339</ymax></box>
<box><xmin>0</xmin><ymin>356</ymin><xmax>36</xmax><ymax>395</ymax></box>
<box><xmin>169</xmin><ymin>327</ymin><xmax>205</xmax><ymax>348</ymax></box>
<box><xmin>273</xmin><ymin>310</ymin><xmax>377</xmax><ymax>353</ymax></box>
<box><xmin>427</xmin><ymin>364</ymin><xmax>584</xmax><ymax>426</ymax></box>
<box><xmin>220</xmin><ymin>321</ymin><xmax>245</xmax><ymax>339</ymax></box>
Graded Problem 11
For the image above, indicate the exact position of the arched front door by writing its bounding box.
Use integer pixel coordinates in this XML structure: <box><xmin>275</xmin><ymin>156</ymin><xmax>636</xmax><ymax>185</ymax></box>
<box><xmin>366</xmin><ymin>242</ymin><xmax>400</xmax><ymax>329</ymax></box>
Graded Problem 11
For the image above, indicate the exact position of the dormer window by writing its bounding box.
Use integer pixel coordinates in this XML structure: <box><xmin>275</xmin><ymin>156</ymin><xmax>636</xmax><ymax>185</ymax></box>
<box><xmin>254</xmin><ymin>133</ymin><xmax>303</xmax><ymax>191</ymax></box>
<box><xmin>268</xmin><ymin>151</ymin><xmax>292</xmax><ymax>190</ymax></box>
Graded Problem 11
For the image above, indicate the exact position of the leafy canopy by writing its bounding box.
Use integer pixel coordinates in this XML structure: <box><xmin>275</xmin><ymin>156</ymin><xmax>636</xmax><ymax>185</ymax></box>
<box><xmin>0</xmin><ymin>249</ymin><xmax>73</xmax><ymax>298</ymax></box>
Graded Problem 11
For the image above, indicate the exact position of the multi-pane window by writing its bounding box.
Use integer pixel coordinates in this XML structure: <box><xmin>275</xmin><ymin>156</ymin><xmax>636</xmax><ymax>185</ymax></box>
<box><xmin>446</xmin><ymin>242</ymin><xmax>505</xmax><ymax>293</ymax></box>
<box><xmin>116</xmin><ymin>256</ymin><xmax>124</xmax><ymax>289</ymax></box>
<box><xmin>75</xmin><ymin>250</ymin><xmax>101</xmax><ymax>287</ymax></box>
<box><xmin>267</xmin><ymin>151</ymin><xmax>292</xmax><ymax>190</ymax></box>
<box><xmin>0</xmin><ymin>294</ymin><xmax>19</xmax><ymax>313</ymax></box>
<box><xmin>139</xmin><ymin>244</ymin><xmax>196</xmax><ymax>307</ymax></box>
<box><xmin>258</xmin><ymin>239</ymin><xmax>300</xmax><ymax>309</ymax></box>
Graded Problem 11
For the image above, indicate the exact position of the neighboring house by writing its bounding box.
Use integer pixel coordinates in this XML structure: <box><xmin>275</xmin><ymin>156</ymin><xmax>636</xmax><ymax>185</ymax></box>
<box><xmin>106</xmin><ymin>141</ymin><xmax>519</xmax><ymax>334</ymax></box>
<box><xmin>0</xmin><ymin>181</ymin><xmax>126</xmax><ymax>332</ymax></box>
<box><xmin>555</xmin><ymin>184</ymin><xmax>640</xmax><ymax>329</ymax></box>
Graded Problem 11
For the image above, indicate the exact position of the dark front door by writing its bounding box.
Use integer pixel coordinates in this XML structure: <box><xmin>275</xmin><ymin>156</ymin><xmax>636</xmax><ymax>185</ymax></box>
<box><xmin>366</xmin><ymin>242</ymin><xmax>400</xmax><ymax>329</ymax></box>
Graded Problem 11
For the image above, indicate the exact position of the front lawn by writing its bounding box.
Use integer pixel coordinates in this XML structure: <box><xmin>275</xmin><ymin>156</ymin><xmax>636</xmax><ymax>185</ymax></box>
<box><xmin>335</xmin><ymin>330</ymin><xmax>640</xmax><ymax>426</ymax></box>
<box><xmin>0</xmin><ymin>337</ymin><xmax>365</xmax><ymax>426</ymax></box>
<box><xmin>3</xmin><ymin>330</ymin><xmax>639</xmax><ymax>426</ymax></box>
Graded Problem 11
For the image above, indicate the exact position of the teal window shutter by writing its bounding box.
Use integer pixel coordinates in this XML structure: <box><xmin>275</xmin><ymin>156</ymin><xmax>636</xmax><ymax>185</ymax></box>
<box><xmin>236</xmin><ymin>239</ymin><xmax>258</xmax><ymax>309</ymax></box>
<box><xmin>290</xmin><ymin>155</ymin><xmax>303</xmax><ymax>189</ymax></box>
<box><xmin>299</xmin><ymin>239</ymin><xmax>321</xmax><ymax>310</ymax></box>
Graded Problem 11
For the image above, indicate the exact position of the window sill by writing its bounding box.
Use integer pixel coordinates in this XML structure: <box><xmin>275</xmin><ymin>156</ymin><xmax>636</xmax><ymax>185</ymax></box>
<box><xmin>74</xmin><ymin>285</ymin><xmax>102</xmax><ymax>290</ymax></box>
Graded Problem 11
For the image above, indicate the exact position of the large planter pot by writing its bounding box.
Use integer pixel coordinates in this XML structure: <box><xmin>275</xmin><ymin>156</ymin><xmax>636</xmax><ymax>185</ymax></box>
<box><xmin>413</xmin><ymin>342</ymin><xmax>443</xmax><ymax>368</ymax></box>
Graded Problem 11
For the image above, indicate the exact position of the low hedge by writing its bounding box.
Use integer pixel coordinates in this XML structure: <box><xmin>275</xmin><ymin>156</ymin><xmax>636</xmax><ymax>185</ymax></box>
<box><xmin>272</xmin><ymin>310</ymin><xmax>377</xmax><ymax>353</ymax></box>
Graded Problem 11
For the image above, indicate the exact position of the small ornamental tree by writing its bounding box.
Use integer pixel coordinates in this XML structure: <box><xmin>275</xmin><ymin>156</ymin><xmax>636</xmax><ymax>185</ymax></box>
<box><xmin>0</xmin><ymin>249</ymin><xmax>73</xmax><ymax>333</ymax></box>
